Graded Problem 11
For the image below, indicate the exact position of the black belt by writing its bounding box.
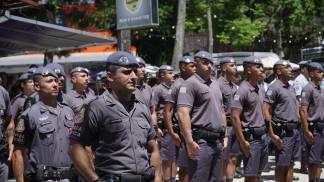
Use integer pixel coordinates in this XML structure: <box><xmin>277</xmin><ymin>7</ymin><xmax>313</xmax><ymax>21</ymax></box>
<box><xmin>309</xmin><ymin>120</ymin><xmax>324</xmax><ymax>131</ymax></box>
<box><xmin>192</xmin><ymin>127</ymin><xmax>225</xmax><ymax>144</ymax></box>
<box><xmin>26</xmin><ymin>165</ymin><xmax>78</xmax><ymax>181</ymax></box>
<box><xmin>99</xmin><ymin>174</ymin><xmax>153</xmax><ymax>182</ymax></box>
<box><xmin>242</xmin><ymin>126</ymin><xmax>266</xmax><ymax>141</ymax></box>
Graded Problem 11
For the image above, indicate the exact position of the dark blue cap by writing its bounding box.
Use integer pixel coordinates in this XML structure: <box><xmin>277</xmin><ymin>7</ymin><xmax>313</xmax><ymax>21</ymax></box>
<box><xmin>308</xmin><ymin>62</ymin><xmax>324</xmax><ymax>72</ymax></box>
<box><xmin>298</xmin><ymin>60</ymin><xmax>310</xmax><ymax>66</ymax></box>
<box><xmin>194</xmin><ymin>51</ymin><xmax>213</xmax><ymax>62</ymax></box>
<box><xmin>243</xmin><ymin>56</ymin><xmax>263</xmax><ymax>65</ymax></box>
<box><xmin>96</xmin><ymin>71</ymin><xmax>107</xmax><ymax>81</ymax></box>
<box><xmin>136</xmin><ymin>57</ymin><xmax>146</xmax><ymax>66</ymax></box>
<box><xmin>33</xmin><ymin>67</ymin><xmax>58</xmax><ymax>79</ymax></box>
<box><xmin>45</xmin><ymin>63</ymin><xmax>66</xmax><ymax>77</ymax></box>
<box><xmin>274</xmin><ymin>59</ymin><xmax>290</xmax><ymax>67</ymax></box>
<box><xmin>159</xmin><ymin>65</ymin><xmax>174</xmax><ymax>72</ymax></box>
<box><xmin>70</xmin><ymin>67</ymin><xmax>90</xmax><ymax>75</ymax></box>
<box><xmin>179</xmin><ymin>56</ymin><xmax>194</xmax><ymax>63</ymax></box>
<box><xmin>18</xmin><ymin>73</ymin><xmax>33</xmax><ymax>81</ymax></box>
<box><xmin>107</xmin><ymin>51</ymin><xmax>138</xmax><ymax>67</ymax></box>
<box><xmin>27</xmin><ymin>67</ymin><xmax>37</xmax><ymax>74</ymax></box>
<box><xmin>219</xmin><ymin>57</ymin><xmax>235</xmax><ymax>65</ymax></box>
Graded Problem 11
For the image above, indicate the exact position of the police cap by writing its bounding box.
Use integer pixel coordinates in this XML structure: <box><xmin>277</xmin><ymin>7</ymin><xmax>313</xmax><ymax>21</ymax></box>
<box><xmin>107</xmin><ymin>51</ymin><xmax>138</xmax><ymax>67</ymax></box>
<box><xmin>179</xmin><ymin>56</ymin><xmax>194</xmax><ymax>64</ymax></box>
<box><xmin>96</xmin><ymin>71</ymin><xmax>107</xmax><ymax>81</ymax></box>
<box><xmin>159</xmin><ymin>65</ymin><xmax>174</xmax><ymax>72</ymax></box>
<box><xmin>136</xmin><ymin>57</ymin><xmax>146</xmax><ymax>66</ymax></box>
<box><xmin>18</xmin><ymin>73</ymin><xmax>33</xmax><ymax>81</ymax></box>
<box><xmin>194</xmin><ymin>51</ymin><xmax>213</xmax><ymax>63</ymax></box>
<box><xmin>219</xmin><ymin>57</ymin><xmax>235</xmax><ymax>65</ymax></box>
<box><xmin>45</xmin><ymin>63</ymin><xmax>66</xmax><ymax>77</ymax></box>
<box><xmin>243</xmin><ymin>56</ymin><xmax>263</xmax><ymax>66</ymax></box>
<box><xmin>308</xmin><ymin>62</ymin><xmax>324</xmax><ymax>72</ymax></box>
<box><xmin>70</xmin><ymin>67</ymin><xmax>90</xmax><ymax>75</ymax></box>
<box><xmin>33</xmin><ymin>67</ymin><xmax>58</xmax><ymax>80</ymax></box>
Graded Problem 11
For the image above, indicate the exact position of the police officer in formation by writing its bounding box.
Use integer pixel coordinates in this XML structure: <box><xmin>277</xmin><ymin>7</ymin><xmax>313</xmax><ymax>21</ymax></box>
<box><xmin>151</xmin><ymin>65</ymin><xmax>177</xmax><ymax>182</ymax></box>
<box><xmin>45</xmin><ymin>63</ymin><xmax>69</xmax><ymax>105</ymax></box>
<box><xmin>69</xmin><ymin>51</ymin><xmax>162</xmax><ymax>182</ymax></box>
<box><xmin>231</xmin><ymin>56</ymin><xmax>268</xmax><ymax>182</ymax></box>
<box><xmin>177</xmin><ymin>51</ymin><xmax>226</xmax><ymax>181</ymax></box>
<box><xmin>300</xmin><ymin>62</ymin><xmax>324</xmax><ymax>182</ymax></box>
<box><xmin>65</xmin><ymin>67</ymin><xmax>96</xmax><ymax>114</ymax></box>
<box><xmin>13</xmin><ymin>67</ymin><xmax>76</xmax><ymax>182</ymax></box>
<box><xmin>133</xmin><ymin>57</ymin><xmax>154</xmax><ymax>110</ymax></box>
<box><xmin>217</xmin><ymin>57</ymin><xmax>239</xmax><ymax>182</ymax></box>
<box><xmin>263</xmin><ymin>60</ymin><xmax>300</xmax><ymax>182</ymax></box>
<box><xmin>163</xmin><ymin>56</ymin><xmax>196</xmax><ymax>182</ymax></box>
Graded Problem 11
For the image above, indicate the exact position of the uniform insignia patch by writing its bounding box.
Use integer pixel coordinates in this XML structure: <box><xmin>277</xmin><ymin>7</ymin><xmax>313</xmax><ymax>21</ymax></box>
<box><xmin>234</xmin><ymin>95</ymin><xmax>240</xmax><ymax>101</ymax></box>
<box><xmin>266</xmin><ymin>90</ymin><xmax>272</xmax><ymax>96</ymax></box>
<box><xmin>301</xmin><ymin>92</ymin><xmax>306</xmax><ymax>98</ymax></box>
<box><xmin>167</xmin><ymin>89</ymin><xmax>172</xmax><ymax>95</ymax></box>
<box><xmin>179</xmin><ymin>87</ymin><xmax>186</xmax><ymax>93</ymax></box>
<box><xmin>39</xmin><ymin>115</ymin><xmax>49</xmax><ymax>121</ymax></box>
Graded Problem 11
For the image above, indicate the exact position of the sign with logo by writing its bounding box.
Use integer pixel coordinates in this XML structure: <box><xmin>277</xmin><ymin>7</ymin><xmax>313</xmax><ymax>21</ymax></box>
<box><xmin>116</xmin><ymin>0</ymin><xmax>159</xmax><ymax>30</ymax></box>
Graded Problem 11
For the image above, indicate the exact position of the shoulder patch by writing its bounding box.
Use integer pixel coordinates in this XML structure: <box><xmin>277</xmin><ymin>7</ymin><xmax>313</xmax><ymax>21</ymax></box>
<box><xmin>266</xmin><ymin>89</ymin><xmax>272</xmax><ymax>96</ymax></box>
<box><xmin>234</xmin><ymin>95</ymin><xmax>240</xmax><ymax>101</ymax></box>
<box><xmin>179</xmin><ymin>87</ymin><xmax>187</xmax><ymax>93</ymax></box>
<box><xmin>15</xmin><ymin>118</ymin><xmax>25</xmax><ymax>132</ymax></box>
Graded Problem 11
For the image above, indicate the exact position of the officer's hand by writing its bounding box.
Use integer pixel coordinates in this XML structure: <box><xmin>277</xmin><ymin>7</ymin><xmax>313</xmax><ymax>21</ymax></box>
<box><xmin>170</xmin><ymin>132</ymin><xmax>181</xmax><ymax>147</ymax></box>
<box><xmin>304</xmin><ymin>130</ymin><xmax>314</xmax><ymax>145</ymax></box>
<box><xmin>157</xmin><ymin>128</ymin><xmax>163</xmax><ymax>140</ymax></box>
<box><xmin>186</xmin><ymin>141</ymin><xmax>200</xmax><ymax>160</ymax></box>
<box><xmin>270</xmin><ymin>134</ymin><xmax>283</xmax><ymax>150</ymax></box>
<box><xmin>240</xmin><ymin>140</ymin><xmax>251</xmax><ymax>157</ymax></box>
<box><xmin>222</xmin><ymin>137</ymin><xmax>228</xmax><ymax>151</ymax></box>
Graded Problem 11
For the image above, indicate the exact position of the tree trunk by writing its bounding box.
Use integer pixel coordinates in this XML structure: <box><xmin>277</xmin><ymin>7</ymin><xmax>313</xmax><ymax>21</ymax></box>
<box><xmin>171</xmin><ymin>0</ymin><xmax>186</xmax><ymax>69</ymax></box>
<box><xmin>277</xmin><ymin>20</ymin><xmax>284</xmax><ymax>58</ymax></box>
<box><xmin>207</xmin><ymin>4</ymin><xmax>213</xmax><ymax>53</ymax></box>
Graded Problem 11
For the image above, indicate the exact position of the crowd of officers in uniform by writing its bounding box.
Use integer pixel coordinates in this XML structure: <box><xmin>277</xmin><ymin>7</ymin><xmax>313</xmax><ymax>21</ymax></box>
<box><xmin>0</xmin><ymin>50</ymin><xmax>323</xmax><ymax>182</ymax></box>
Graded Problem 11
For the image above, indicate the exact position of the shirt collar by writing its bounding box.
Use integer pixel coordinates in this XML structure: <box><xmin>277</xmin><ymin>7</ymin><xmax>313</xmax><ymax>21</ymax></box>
<box><xmin>194</xmin><ymin>73</ymin><xmax>212</xmax><ymax>86</ymax></box>
<box><xmin>103</xmin><ymin>90</ymin><xmax>139</xmax><ymax>105</ymax></box>
<box><xmin>39</xmin><ymin>101</ymin><xmax>62</xmax><ymax>115</ymax></box>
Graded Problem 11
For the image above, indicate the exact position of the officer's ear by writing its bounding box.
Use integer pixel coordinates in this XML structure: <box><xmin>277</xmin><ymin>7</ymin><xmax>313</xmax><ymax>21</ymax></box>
<box><xmin>106</xmin><ymin>71</ymin><xmax>114</xmax><ymax>82</ymax></box>
<box><xmin>34</xmin><ymin>81</ymin><xmax>40</xmax><ymax>92</ymax></box>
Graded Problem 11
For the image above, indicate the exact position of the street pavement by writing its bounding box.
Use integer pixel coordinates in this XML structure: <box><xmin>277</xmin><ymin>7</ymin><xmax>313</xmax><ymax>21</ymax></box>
<box><xmin>234</xmin><ymin>155</ymin><xmax>324</xmax><ymax>182</ymax></box>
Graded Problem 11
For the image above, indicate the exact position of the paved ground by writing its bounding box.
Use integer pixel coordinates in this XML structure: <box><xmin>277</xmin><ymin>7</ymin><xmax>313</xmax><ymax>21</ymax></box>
<box><xmin>234</xmin><ymin>156</ymin><xmax>324</xmax><ymax>182</ymax></box>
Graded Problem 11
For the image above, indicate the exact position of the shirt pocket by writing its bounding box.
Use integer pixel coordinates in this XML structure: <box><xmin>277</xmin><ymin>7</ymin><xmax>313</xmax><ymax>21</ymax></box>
<box><xmin>38</xmin><ymin>122</ymin><xmax>55</xmax><ymax>146</ymax></box>
<box><xmin>105</xmin><ymin>119</ymin><xmax>126</xmax><ymax>133</ymax></box>
<box><xmin>103</xmin><ymin>119</ymin><xmax>127</xmax><ymax>147</ymax></box>
<box><xmin>135</xmin><ymin>119</ymin><xmax>150</xmax><ymax>147</ymax></box>
<box><xmin>64</xmin><ymin>114</ymin><xmax>74</xmax><ymax>129</ymax></box>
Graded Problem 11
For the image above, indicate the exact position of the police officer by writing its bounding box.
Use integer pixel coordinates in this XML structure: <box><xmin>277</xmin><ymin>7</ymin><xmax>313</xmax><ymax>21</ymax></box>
<box><xmin>12</xmin><ymin>67</ymin><xmax>76</xmax><ymax>182</ymax></box>
<box><xmin>151</xmin><ymin>65</ymin><xmax>176</xmax><ymax>182</ymax></box>
<box><xmin>293</xmin><ymin>60</ymin><xmax>310</xmax><ymax>99</ymax></box>
<box><xmin>217</xmin><ymin>57</ymin><xmax>239</xmax><ymax>182</ymax></box>
<box><xmin>293</xmin><ymin>60</ymin><xmax>310</xmax><ymax>173</ymax></box>
<box><xmin>8</xmin><ymin>73</ymin><xmax>35</xmax><ymax>160</ymax></box>
<box><xmin>0</xmin><ymin>82</ymin><xmax>11</xmax><ymax>181</ymax></box>
<box><xmin>300</xmin><ymin>62</ymin><xmax>324</xmax><ymax>182</ymax></box>
<box><xmin>177</xmin><ymin>51</ymin><xmax>226</xmax><ymax>181</ymax></box>
<box><xmin>133</xmin><ymin>57</ymin><xmax>154</xmax><ymax>110</ymax></box>
<box><xmin>45</xmin><ymin>63</ymin><xmax>69</xmax><ymax>105</ymax></box>
<box><xmin>66</xmin><ymin>67</ymin><xmax>96</xmax><ymax>114</ymax></box>
<box><xmin>163</xmin><ymin>56</ymin><xmax>195</xmax><ymax>182</ymax></box>
<box><xmin>69</xmin><ymin>51</ymin><xmax>162</xmax><ymax>182</ymax></box>
<box><xmin>231</xmin><ymin>56</ymin><xmax>268</xmax><ymax>181</ymax></box>
<box><xmin>263</xmin><ymin>60</ymin><xmax>300</xmax><ymax>182</ymax></box>
<box><xmin>96</xmin><ymin>71</ymin><xmax>108</xmax><ymax>95</ymax></box>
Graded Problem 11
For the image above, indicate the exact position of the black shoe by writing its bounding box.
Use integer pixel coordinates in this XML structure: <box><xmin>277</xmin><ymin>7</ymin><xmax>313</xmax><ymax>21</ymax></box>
<box><xmin>299</xmin><ymin>168</ymin><xmax>308</xmax><ymax>174</ymax></box>
<box><xmin>293</xmin><ymin>176</ymin><xmax>299</xmax><ymax>181</ymax></box>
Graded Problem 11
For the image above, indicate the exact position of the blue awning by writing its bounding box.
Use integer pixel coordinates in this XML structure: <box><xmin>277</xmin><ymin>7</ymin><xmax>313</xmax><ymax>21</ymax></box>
<box><xmin>0</xmin><ymin>11</ymin><xmax>116</xmax><ymax>56</ymax></box>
